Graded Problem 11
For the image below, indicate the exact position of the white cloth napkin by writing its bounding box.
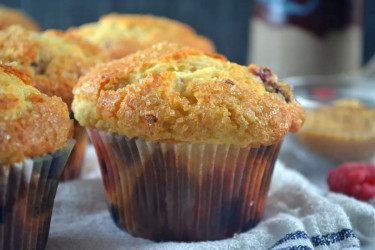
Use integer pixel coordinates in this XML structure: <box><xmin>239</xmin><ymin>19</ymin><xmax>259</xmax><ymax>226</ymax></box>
<box><xmin>46</xmin><ymin>150</ymin><xmax>375</xmax><ymax>250</ymax></box>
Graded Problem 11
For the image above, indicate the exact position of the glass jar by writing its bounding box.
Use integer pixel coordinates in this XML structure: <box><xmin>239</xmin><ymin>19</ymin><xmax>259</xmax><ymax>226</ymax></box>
<box><xmin>248</xmin><ymin>0</ymin><xmax>363</xmax><ymax>78</ymax></box>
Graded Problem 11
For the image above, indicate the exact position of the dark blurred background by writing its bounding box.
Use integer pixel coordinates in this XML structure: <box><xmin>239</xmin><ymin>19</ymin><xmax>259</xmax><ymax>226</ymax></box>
<box><xmin>2</xmin><ymin>0</ymin><xmax>374</xmax><ymax>65</ymax></box>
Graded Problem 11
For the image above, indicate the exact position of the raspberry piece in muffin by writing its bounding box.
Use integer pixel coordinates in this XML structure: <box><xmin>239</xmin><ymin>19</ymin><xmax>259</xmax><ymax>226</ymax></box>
<box><xmin>327</xmin><ymin>162</ymin><xmax>375</xmax><ymax>201</ymax></box>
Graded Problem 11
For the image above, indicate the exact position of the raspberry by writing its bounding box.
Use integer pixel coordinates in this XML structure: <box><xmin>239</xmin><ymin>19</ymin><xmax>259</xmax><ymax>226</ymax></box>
<box><xmin>327</xmin><ymin>162</ymin><xmax>375</xmax><ymax>201</ymax></box>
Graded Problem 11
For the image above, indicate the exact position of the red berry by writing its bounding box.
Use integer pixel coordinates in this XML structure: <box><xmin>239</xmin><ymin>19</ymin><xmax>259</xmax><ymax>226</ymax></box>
<box><xmin>327</xmin><ymin>162</ymin><xmax>375</xmax><ymax>201</ymax></box>
<box><xmin>312</xmin><ymin>88</ymin><xmax>336</xmax><ymax>99</ymax></box>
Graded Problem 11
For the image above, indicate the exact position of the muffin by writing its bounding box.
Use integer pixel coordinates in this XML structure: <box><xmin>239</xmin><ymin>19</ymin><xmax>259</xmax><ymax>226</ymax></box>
<box><xmin>72</xmin><ymin>42</ymin><xmax>304</xmax><ymax>241</ymax></box>
<box><xmin>0</xmin><ymin>25</ymin><xmax>107</xmax><ymax>180</ymax></box>
<box><xmin>0</xmin><ymin>64</ymin><xmax>74</xmax><ymax>250</ymax></box>
<box><xmin>68</xmin><ymin>13</ymin><xmax>215</xmax><ymax>59</ymax></box>
<box><xmin>0</xmin><ymin>5</ymin><xmax>39</xmax><ymax>31</ymax></box>
<box><xmin>296</xmin><ymin>99</ymin><xmax>375</xmax><ymax>162</ymax></box>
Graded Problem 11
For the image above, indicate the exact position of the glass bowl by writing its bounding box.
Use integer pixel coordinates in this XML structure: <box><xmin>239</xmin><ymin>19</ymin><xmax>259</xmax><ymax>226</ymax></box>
<box><xmin>279</xmin><ymin>75</ymin><xmax>375</xmax><ymax>190</ymax></box>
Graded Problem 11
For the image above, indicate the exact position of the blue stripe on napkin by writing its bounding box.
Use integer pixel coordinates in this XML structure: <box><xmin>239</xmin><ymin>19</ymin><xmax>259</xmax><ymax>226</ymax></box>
<box><xmin>269</xmin><ymin>228</ymin><xmax>358</xmax><ymax>250</ymax></box>
<box><xmin>310</xmin><ymin>228</ymin><xmax>356</xmax><ymax>247</ymax></box>
<box><xmin>269</xmin><ymin>231</ymin><xmax>310</xmax><ymax>248</ymax></box>
<box><xmin>275</xmin><ymin>246</ymin><xmax>313</xmax><ymax>250</ymax></box>
<box><xmin>270</xmin><ymin>231</ymin><xmax>310</xmax><ymax>249</ymax></box>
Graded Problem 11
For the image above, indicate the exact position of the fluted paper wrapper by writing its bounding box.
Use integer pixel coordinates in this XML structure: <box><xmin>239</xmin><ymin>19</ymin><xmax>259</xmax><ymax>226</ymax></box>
<box><xmin>0</xmin><ymin>140</ymin><xmax>75</xmax><ymax>250</ymax></box>
<box><xmin>89</xmin><ymin>129</ymin><xmax>281</xmax><ymax>242</ymax></box>
<box><xmin>61</xmin><ymin>123</ymin><xmax>88</xmax><ymax>181</ymax></box>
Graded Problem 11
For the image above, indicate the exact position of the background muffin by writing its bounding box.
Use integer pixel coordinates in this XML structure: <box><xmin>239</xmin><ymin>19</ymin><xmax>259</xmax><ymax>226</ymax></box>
<box><xmin>73</xmin><ymin>42</ymin><xmax>304</xmax><ymax>241</ymax></box>
<box><xmin>0</xmin><ymin>25</ymin><xmax>106</xmax><ymax>107</ymax></box>
<box><xmin>0</xmin><ymin>64</ymin><xmax>74</xmax><ymax>250</ymax></box>
<box><xmin>0</xmin><ymin>5</ymin><xmax>39</xmax><ymax>31</ymax></box>
<box><xmin>68</xmin><ymin>13</ymin><xmax>215</xmax><ymax>59</ymax></box>
<box><xmin>0</xmin><ymin>25</ymin><xmax>107</xmax><ymax>180</ymax></box>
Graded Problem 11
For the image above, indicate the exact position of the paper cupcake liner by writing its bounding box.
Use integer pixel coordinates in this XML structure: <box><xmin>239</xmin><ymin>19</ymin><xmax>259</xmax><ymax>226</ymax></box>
<box><xmin>0</xmin><ymin>140</ymin><xmax>75</xmax><ymax>250</ymax></box>
<box><xmin>89</xmin><ymin>129</ymin><xmax>281</xmax><ymax>242</ymax></box>
<box><xmin>61</xmin><ymin>122</ymin><xmax>88</xmax><ymax>181</ymax></box>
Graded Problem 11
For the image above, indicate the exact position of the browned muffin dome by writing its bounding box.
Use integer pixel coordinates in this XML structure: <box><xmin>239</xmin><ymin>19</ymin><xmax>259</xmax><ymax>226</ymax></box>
<box><xmin>0</xmin><ymin>5</ymin><xmax>39</xmax><ymax>31</ymax></box>
<box><xmin>0</xmin><ymin>64</ymin><xmax>73</xmax><ymax>165</ymax></box>
<box><xmin>72</xmin><ymin>42</ymin><xmax>304</xmax><ymax>147</ymax></box>
<box><xmin>0</xmin><ymin>26</ymin><xmax>107</xmax><ymax>107</ymax></box>
<box><xmin>67</xmin><ymin>13</ymin><xmax>215</xmax><ymax>59</ymax></box>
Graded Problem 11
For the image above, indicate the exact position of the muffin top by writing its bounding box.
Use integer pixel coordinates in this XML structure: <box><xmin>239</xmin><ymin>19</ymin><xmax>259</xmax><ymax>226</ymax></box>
<box><xmin>0</xmin><ymin>64</ymin><xmax>73</xmax><ymax>165</ymax></box>
<box><xmin>0</xmin><ymin>26</ymin><xmax>107</xmax><ymax>107</ymax></box>
<box><xmin>72</xmin><ymin>42</ymin><xmax>304</xmax><ymax>147</ymax></box>
<box><xmin>0</xmin><ymin>5</ymin><xmax>39</xmax><ymax>31</ymax></box>
<box><xmin>68</xmin><ymin>13</ymin><xmax>215</xmax><ymax>59</ymax></box>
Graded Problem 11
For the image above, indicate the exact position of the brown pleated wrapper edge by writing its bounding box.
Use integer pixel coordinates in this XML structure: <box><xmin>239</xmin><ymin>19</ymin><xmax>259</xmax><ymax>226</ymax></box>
<box><xmin>61</xmin><ymin>122</ymin><xmax>88</xmax><ymax>181</ymax></box>
<box><xmin>0</xmin><ymin>139</ymin><xmax>75</xmax><ymax>250</ymax></box>
<box><xmin>88</xmin><ymin>128</ymin><xmax>281</xmax><ymax>242</ymax></box>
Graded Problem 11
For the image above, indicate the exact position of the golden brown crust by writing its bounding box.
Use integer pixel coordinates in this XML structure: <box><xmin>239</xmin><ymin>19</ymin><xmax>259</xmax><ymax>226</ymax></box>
<box><xmin>68</xmin><ymin>13</ymin><xmax>215</xmax><ymax>59</ymax></box>
<box><xmin>72</xmin><ymin>42</ymin><xmax>304</xmax><ymax>147</ymax></box>
<box><xmin>0</xmin><ymin>5</ymin><xmax>39</xmax><ymax>31</ymax></box>
<box><xmin>0</xmin><ymin>26</ymin><xmax>107</xmax><ymax>107</ymax></box>
<box><xmin>0</xmin><ymin>65</ymin><xmax>73</xmax><ymax>165</ymax></box>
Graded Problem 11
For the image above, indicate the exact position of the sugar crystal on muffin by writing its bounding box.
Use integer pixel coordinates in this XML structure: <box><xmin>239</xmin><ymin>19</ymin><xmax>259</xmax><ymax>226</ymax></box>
<box><xmin>73</xmin><ymin>42</ymin><xmax>304</xmax><ymax>147</ymax></box>
<box><xmin>0</xmin><ymin>64</ymin><xmax>73</xmax><ymax>165</ymax></box>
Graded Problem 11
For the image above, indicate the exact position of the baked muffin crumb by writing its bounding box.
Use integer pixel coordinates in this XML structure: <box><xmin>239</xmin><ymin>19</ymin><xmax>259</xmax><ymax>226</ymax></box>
<box><xmin>0</xmin><ymin>64</ymin><xmax>73</xmax><ymax>165</ymax></box>
<box><xmin>0</xmin><ymin>5</ymin><xmax>39</xmax><ymax>31</ymax></box>
<box><xmin>73</xmin><ymin>42</ymin><xmax>304</xmax><ymax>147</ymax></box>
<box><xmin>68</xmin><ymin>13</ymin><xmax>215</xmax><ymax>59</ymax></box>
<box><xmin>0</xmin><ymin>26</ymin><xmax>107</xmax><ymax>107</ymax></box>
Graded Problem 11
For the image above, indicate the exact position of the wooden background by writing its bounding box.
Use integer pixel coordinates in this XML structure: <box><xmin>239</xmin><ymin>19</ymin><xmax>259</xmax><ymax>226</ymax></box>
<box><xmin>2</xmin><ymin>0</ymin><xmax>375</xmax><ymax>66</ymax></box>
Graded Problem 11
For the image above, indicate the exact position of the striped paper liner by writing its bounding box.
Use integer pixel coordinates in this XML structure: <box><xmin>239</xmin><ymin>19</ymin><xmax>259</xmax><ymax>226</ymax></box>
<box><xmin>61</xmin><ymin>123</ymin><xmax>88</xmax><ymax>181</ymax></box>
<box><xmin>89</xmin><ymin>128</ymin><xmax>282</xmax><ymax>242</ymax></box>
<box><xmin>0</xmin><ymin>139</ymin><xmax>75</xmax><ymax>250</ymax></box>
